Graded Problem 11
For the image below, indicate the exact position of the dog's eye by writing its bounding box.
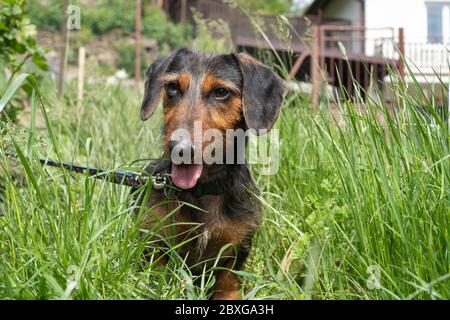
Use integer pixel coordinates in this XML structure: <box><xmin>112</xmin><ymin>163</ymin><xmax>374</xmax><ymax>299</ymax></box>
<box><xmin>213</xmin><ymin>87</ymin><xmax>230</xmax><ymax>100</ymax></box>
<box><xmin>166</xmin><ymin>82</ymin><xmax>180</xmax><ymax>98</ymax></box>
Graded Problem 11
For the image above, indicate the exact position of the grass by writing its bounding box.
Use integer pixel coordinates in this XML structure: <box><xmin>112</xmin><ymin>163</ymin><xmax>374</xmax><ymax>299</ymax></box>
<box><xmin>0</xmin><ymin>61</ymin><xmax>449</xmax><ymax>299</ymax></box>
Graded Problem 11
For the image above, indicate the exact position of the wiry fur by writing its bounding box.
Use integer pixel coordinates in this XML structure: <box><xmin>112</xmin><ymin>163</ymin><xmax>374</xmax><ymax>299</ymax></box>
<box><xmin>139</xmin><ymin>49</ymin><xmax>285</xmax><ymax>300</ymax></box>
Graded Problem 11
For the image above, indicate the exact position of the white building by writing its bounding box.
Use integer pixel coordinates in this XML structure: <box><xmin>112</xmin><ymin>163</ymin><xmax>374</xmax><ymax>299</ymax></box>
<box><xmin>306</xmin><ymin>0</ymin><xmax>450</xmax><ymax>83</ymax></box>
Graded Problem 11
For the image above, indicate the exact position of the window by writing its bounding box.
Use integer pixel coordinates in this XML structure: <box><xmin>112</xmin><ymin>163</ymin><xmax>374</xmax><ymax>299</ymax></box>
<box><xmin>427</xmin><ymin>3</ymin><xmax>443</xmax><ymax>43</ymax></box>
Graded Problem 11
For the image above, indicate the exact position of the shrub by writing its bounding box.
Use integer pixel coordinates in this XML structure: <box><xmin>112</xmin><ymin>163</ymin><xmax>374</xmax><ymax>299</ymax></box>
<box><xmin>141</xmin><ymin>7</ymin><xmax>192</xmax><ymax>48</ymax></box>
<box><xmin>0</xmin><ymin>0</ymin><xmax>48</xmax><ymax>122</ymax></box>
<box><xmin>87</xmin><ymin>2</ymin><xmax>135</xmax><ymax>35</ymax></box>
<box><xmin>191</xmin><ymin>10</ymin><xmax>233</xmax><ymax>53</ymax></box>
<box><xmin>0</xmin><ymin>0</ymin><xmax>48</xmax><ymax>74</ymax></box>
<box><xmin>226</xmin><ymin>0</ymin><xmax>293</xmax><ymax>14</ymax></box>
<box><xmin>26</xmin><ymin>0</ymin><xmax>62</xmax><ymax>31</ymax></box>
<box><xmin>27</xmin><ymin>1</ymin><xmax>192</xmax><ymax>51</ymax></box>
<box><xmin>115</xmin><ymin>41</ymin><xmax>145</xmax><ymax>77</ymax></box>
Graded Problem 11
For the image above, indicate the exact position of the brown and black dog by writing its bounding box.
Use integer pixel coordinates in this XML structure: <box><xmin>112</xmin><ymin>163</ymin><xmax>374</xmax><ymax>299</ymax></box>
<box><xmin>139</xmin><ymin>48</ymin><xmax>285</xmax><ymax>300</ymax></box>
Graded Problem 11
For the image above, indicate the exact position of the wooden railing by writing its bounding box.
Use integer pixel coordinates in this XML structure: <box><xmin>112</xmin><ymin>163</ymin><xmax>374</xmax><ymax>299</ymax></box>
<box><xmin>319</xmin><ymin>25</ymin><xmax>398</xmax><ymax>60</ymax></box>
<box><xmin>193</xmin><ymin>0</ymin><xmax>316</xmax><ymax>51</ymax></box>
<box><xmin>319</xmin><ymin>25</ymin><xmax>450</xmax><ymax>75</ymax></box>
<box><xmin>165</xmin><ymin>1</ymin><xmax>450</xmax><ymax>103</ymax></box>
<box><xmin>403</xmin><ymin>42</ymin><xmax>450</xmax><ymax>74</ymax></box>
<box><xmin>306</xmin><ymin>25</ymin><xmax>404</xmax><ymax>104</ymax></box>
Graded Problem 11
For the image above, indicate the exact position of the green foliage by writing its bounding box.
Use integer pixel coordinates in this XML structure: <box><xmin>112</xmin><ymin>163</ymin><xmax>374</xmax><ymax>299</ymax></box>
<box><xmin>227</xmin><ymin>0</ymin><xmax>294</xmax><ymax>14</ymax></box>
<box><xmin>1</xmin><ymin>2</ymin><xmax>448</xmax><ymax>300</ymax></box>
<box><xmin>25</xmin><ymin>0</ymin><xmax>62</xmax><ymax>32</ymax></box>
<box><xmin>86</xmin><ymin>1</ymin><xmax>135</xmax><ymax>35</ymax></box>
<box><xmin>26</xmin><ymin>1</ymin><xmax>192</xmax><ymax>78</ymax></box>
<box><xmin>0</xmin><ymin>64</ymin><xmax>449</xmax><ymax>299</ymax></box>
<box><xmin>142</xmin><ymin>9</ymin><xmax>192</xmax><ymax>49</ymax></box>
<box><xmin>191</xmin><ymin>10</ymin><xmax>233</xmax><ymax>53</ymax></box>
<box><xmin>0</xmin><ymin>0</ymin><xmax>48</xmax><ymax>123</ymax></box>
<box><xmin>115</xmin><ymin>41</ymin><xmax>144</xmax><ymax>77</ymax></box>
<box><xmin>0</xmin><ymin>0</ymin><xmax>48</xmax><ymax>75</ymax></box>
<box><xmin>27</xmin><ymin>1</ymin><xmax>192</xmax><ymax>50</ymax></box>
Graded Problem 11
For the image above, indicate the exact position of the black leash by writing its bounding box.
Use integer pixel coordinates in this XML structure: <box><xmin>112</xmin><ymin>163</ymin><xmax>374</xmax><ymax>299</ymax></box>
<box><xmin>4</xmin><ymin>153</ymin><xmax>230</xmax><ymax>197</ymax></box>
<box><xmin>4</xmin><ymin>152</ymin><xmax>169</xmax><ymax>190</ymax></box>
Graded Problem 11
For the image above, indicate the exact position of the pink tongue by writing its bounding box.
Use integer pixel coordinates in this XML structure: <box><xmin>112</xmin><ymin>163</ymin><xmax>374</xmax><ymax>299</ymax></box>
<box><xmin>171</xmin><ymin>163</ymin><xmax>203</xmax><ymax>189</ymax></box>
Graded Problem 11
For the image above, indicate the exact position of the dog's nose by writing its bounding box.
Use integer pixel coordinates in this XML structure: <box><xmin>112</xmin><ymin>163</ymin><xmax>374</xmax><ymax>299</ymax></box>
<box><xmin>169</xmin><ymin>139</ymin><xmax>195</xmax><ymax>162</ymax></box>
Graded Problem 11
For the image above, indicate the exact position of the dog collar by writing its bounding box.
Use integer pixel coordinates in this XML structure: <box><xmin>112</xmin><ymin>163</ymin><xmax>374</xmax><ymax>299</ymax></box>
<box><xmin>188</xmin><ymin>174</ymin><xmax>229</xmax><ymax>197</ymax></box>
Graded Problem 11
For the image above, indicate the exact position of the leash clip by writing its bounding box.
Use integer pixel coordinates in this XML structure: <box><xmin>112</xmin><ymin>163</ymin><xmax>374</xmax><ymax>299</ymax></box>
<box><xmin>151</xmin><ymin>173</ymin><xmax>169</xmax><ymax>190</ymax></box>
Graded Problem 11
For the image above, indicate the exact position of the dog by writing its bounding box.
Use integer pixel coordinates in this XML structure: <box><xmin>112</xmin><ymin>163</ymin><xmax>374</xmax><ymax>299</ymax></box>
<box><xmin>139</xmin><ymin>48</ymin><xmax>285</xmax><ymax>300</ymax></box>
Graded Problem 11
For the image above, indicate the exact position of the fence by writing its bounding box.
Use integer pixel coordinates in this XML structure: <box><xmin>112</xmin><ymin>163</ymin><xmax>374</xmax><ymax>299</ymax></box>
<box><xmin>306</xmin><ymin>25</ymin><xmax>403</xmax><ymax>103</ymax></box>
<box><xmin>403</xmin><ymin>42</ymin><xmax>450</xmax><ymax>74</ymax></box>
<box><xmin>193</xmin><ymin>0</ymin><xmax>315</xmax><ymax>52</ymax></box>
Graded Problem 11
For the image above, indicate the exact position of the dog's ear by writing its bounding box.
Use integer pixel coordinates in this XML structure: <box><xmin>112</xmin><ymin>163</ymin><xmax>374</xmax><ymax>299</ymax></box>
<box><xmin>140</xmin><ymin>56</ymin><xmax>170</xmax><ymax>121</ymax></box>
<box><xmin>140</xmin><ymin>48</ymin><xmax>191</xmax><ymax>121</ymax></box>
<box><xmin>236</xmin><ymin>53</ymin><xmax>285</xmax><ymax>133</ymax></box>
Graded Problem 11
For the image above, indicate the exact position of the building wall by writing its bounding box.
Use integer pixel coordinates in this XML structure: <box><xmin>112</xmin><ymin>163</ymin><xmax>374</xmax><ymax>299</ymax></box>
<box><xmin>365</xmin><ymin>0</ymin><xmax>450</xmax><ymax>43</ymax></box>
<box><xmin>365</xmin><ymin>0</ymin><xmax>450</xmax><ymax>75</ymax></box>
<box><xmin>322</xmin><ymin>0</ymin><xmax>363</xmax><ymax>53</ymax></box>
<box><xmin>323</xmin><ymin>0</ymin><xmax>363</xmax><ymax>25</ymax></box>
<box><xmin>319</xmin><ymin>0</ymin><xmax>450</xmax><ymax>76</ymax></box>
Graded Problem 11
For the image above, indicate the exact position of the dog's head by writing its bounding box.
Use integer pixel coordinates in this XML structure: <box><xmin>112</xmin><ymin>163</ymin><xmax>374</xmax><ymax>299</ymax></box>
<box><xmin>140</xmin><ymin>48</ymin><xmax>285</xmax><ymax>189</ymax></box>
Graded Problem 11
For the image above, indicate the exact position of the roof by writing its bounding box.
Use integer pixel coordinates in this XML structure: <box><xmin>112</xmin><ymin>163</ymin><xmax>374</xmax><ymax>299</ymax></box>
<box><xmin>305</xmin><ymin>0</ymin><xmax>333</xmax><ymax>15</ymax></box>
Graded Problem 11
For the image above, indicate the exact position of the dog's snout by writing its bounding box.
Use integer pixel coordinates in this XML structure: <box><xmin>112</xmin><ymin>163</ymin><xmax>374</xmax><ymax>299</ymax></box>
<box><xmin>169</xmin><ymin>139</ymin><xmax>195</xmax><ymax>160</ymax></box>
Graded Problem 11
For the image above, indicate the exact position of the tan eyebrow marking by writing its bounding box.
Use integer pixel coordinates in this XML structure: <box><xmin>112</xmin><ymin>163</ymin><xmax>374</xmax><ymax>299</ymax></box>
<box><xmin>160</xmin><ymin>73</ymin><xmax>179</xmax><ymax>83</ymax></box>
<box><xmin>202</xmin><ymin>74</ymin><xmax>240</xmax><ymax>95</ymax></box>
<box><xmin>178</xmin><ymin>73</ymin><xmax>190</xmax><ymax>92</ymax></box>
<box><xmin>160</xmin><ymin>72</ymin><xmax>191</xmax><ymax>92</ymax></box>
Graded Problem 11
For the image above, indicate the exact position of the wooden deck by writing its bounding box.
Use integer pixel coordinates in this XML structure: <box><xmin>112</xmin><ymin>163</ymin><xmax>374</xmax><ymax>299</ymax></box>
<box><xmin>163</xmin><ymin>0</ymin><xmax>404</xmax><ymax>102</ymax></box>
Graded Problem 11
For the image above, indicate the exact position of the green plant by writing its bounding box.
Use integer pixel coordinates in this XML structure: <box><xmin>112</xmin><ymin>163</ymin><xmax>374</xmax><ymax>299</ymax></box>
<box><xmin>26</xmin><ymin>0</ymin><xmax>62</xmax><ymax>32</ymax></box>
<box><xmin>141</xmin><ymin>8</ymin><xmax>192</xmax><ymax>49</ymax></box>
<box><xmin>27</xmin><ymin>0</ymin><xmax>192</xmax><ymax>73</ymax></box>
<box><xmin>191</xmin><ymin>10</ymin><xmax>233</xmax><ymax>53</ymax></box>
<box><xmin>0</xmin><ymin>0</ymin><xmax>48</xmax><ymax>122</ymax></box>
<box><xmin>27</xmin><ymin>1</ymin><xmax>192</xmax><ymax>50</ymax></box>
<box><xmin>0</xmin><ymin>9</ymin><xmax>449</xmax><ymax>299</ymax></box>
<box><xmin>115</xmin><ymin>41</ymin><xmax>142</xmax><ymax>77</ymax></box>
<box><xmin>226</xmin><ymin>0</ymin><xmax>294</xmax><ymax>15</ymax></box>
<box><xmin>88</xmin><ymin>2</ymin><xmax>135</xmax><ymax>35</ymax></box>
<box><xmin>0</xmin><ymin>59</ymin><xmax>449</xmax><ymax>299</ymax></box>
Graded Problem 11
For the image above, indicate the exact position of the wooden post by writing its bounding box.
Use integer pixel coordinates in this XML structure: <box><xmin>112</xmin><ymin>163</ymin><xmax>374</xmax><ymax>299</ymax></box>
<box><xmin>135</xmin><ymin>0</ymin><xmax>142</xmax><ymax>84</ymax></box>
<box><xmin>58</xmin><ymin>0</ymin><xmax>69</xmax><ymax>95</ymax></box>
<box><xmin>319</xmin><ymin>26</ymin><xmax>325</xmax><ymax>75</ymax></box>
<box><xmin>77</xmin><ymin>47</ymin><xmax>86</xmax><ymax>113</ymax></box>
<box><xmin>180</xmin><ymin>0</ymin><xmax>187</xmax><ymax>22</ymax></box>
<box><xmin>360</xmin><ymin>0</ymin><xmax>366</xmax><ymax>55</ymax></box>
<box><xmin>311</xmin><ymin>25</ymin><xmax>321</xmax><ymax>107</ymax></box>
<box><xmin>398</xmin><ymin>27</ymin><xmax>405</xmax><ymax>81</ymax></box>
<box><xmin>288</xmin><ymin>51</ymin><xmax>309</xmax><ymax>80</ymax></box>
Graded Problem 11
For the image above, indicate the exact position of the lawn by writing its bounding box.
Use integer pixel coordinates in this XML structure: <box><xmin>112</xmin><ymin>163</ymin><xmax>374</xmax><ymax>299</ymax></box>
<box><xmin>0</xmin><ymin>68</ymin><xmax>448</xmax><ymax>299</ymax></box>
